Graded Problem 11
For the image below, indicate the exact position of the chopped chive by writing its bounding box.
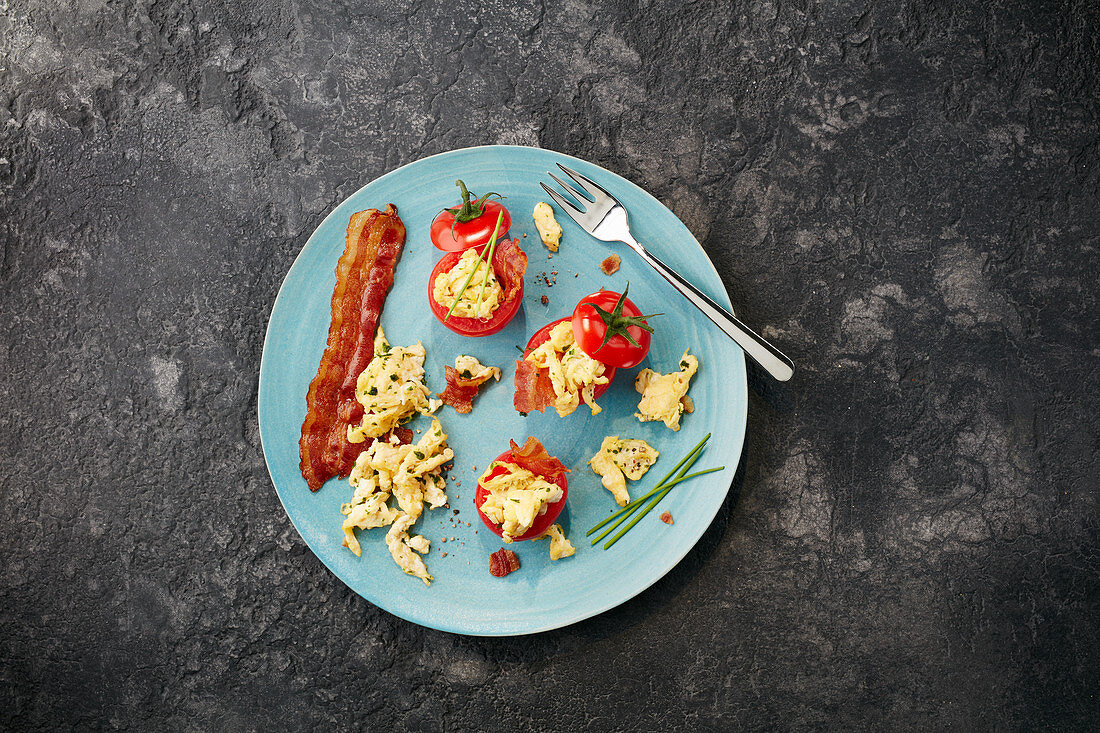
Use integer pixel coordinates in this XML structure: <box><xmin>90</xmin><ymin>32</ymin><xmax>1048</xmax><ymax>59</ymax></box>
<box><xmin>474</xmin><ymin>210</ymin><xmax>504</xmax><ymax>312</ymax></box>
<box><xmin>588</xmin><ymin>446</ymin><xmax>709</xmax><ymax>546</ymax></box>
<box><xmin>603</xmin><ymin>464</ymin><xmax>725</xmax><ymax>549</ymax></box>
<box><xmin>587</xmin><ymin>434</ymin><xmax>710</xmax><ymax>537</ymax></box>
<box><xmin>444</xmin><ymin>209</ymin><xmax>504</xmax><ymax>321</ymax></box>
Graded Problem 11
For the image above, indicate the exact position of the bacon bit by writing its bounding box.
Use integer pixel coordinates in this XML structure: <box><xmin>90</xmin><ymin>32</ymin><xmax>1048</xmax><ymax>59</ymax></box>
<box><xmin>510</xmin><ymin>436</ymin><xmax>569</xmax><ymax>478</ymax></box>
<box><xmin>681</xmin><ymin>395</ymin><xmax>694</xmax><ymax>414</ymax></box>
<box><xmin>493</xmin><ymin>237</ymin><xmax>528</xmax><ymax>305</ymax></box>
<box><xmin>600</xmin><ymin>254</ymin><xmax>621</xmax><ymax>275</ymax></box>
<box><xmin>513</xmin><ymin>359</ymin><xmax>556</xmax><ymax>414</ymax></box>
<box><xmin>660</xmin><ymin>511</ymin><xmax>673</xmax><ymax>525</ymax></box>
<box><xmin>540</xmin><ymin>295</ymin><xmax>549</xmax><ymax>306</ymax></box>
<box><xmin>298</xmin><ymin>205</ymin><xmax>406</xmax><ymax>491</ymax></box>
<box><xmin>438</xmin><ymin>365</ymin><xmax>485</xmax><ymax>414</ymax></box>
<box><xmin>489</xmin><ymin>548</ymin><xmax>520</xmax><ymax>577</ymax></box>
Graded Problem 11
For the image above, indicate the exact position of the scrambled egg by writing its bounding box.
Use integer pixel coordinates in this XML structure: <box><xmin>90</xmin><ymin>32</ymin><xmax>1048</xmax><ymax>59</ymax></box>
<box><xmin>525</xmin><ymin>321</ymin><xmax>609</xmax><ymax>417</ymax></box>
<box><xmin>533</xmin><ymin>201</ymin><xmax>562</xmax><ymax>251</ymax></box>
<box><xmin>635</xmin><ymin>350</ymin><xmax>699</xmax><ymax>431</ymax></box>
<box><xmin>454</xmin><ymin>354</ymin><xmax>500</xmax><ymax>385</ymax></box>
<box><xmin>385</xmin><ymin>512</ymin><xmax>432</xmax><ymax>585</ymax></box>
<box><xmin>341</xmin><ymin>418</ymin><xmax>453</xmax><ymax>585</ymax></box>
<box><xmin>536</xmin><ymin>523</ymin><xmax>576</xmax><ymax>560</ymax></box>
<box><xmin>348</xmin><ymin>328</ymin><xmax>440</xmax><ymax>443</ymax></box>
<box><xmin>432</xmin><ymin>248</ymin><xmax>503</xmax><ymax>319</ymax></box>
<box><xmin>589</xmin><ymin>436</ymin><xmax>660</xmax><ymax>506</ymax></box>
<box><xmin>478</xmin><ymin>461</ymin><xmax>563</xmax><ymax>542</ymax></box>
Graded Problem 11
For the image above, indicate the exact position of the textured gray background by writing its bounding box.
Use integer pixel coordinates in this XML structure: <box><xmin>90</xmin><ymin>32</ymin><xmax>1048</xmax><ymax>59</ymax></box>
<box><xmin>1</xmin><ymin>0</ymin><xmax>1098</xmax><ymax>730</ymax></box>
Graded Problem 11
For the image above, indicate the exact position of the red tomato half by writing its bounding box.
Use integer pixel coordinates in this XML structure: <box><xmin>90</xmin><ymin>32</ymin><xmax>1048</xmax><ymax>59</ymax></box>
<box><xmin>431</xmin><ymin>199</ymin><xmax>511</xmax><ymax>252</ymax></box>
<box><xmin>428</xmin><ymin>249</ymin><xmax>524</xmax><ymax>337</ymax></box>
<box><xmin>475</xmin><ymin>449</ymin><xmax>568</xmax><ymax>541</ymax></box>
<box><xmin>570</xmin><ymin>289</ymin><xmax>653</xmax><ymax>369</ymax></box>
<box><xmin>524</xmin><ymin>317</ymin><xmax>616</xmax><ymax>398</ymax></box>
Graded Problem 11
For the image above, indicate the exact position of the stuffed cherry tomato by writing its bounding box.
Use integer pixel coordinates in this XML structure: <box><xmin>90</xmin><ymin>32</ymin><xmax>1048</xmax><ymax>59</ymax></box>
<box><xmin>524</xmin><ymin>318</ymin><xmax>616</xmax><ymax>398</ymax></box>
<box><xmin>428</xmin><ymin>237</ymin><xmax>527</xmax><ymax>336</ymax></box>
<box><xmin>430</xmin><ymin>179</ymin><xmax>511</xmax><ymax>252</ymax></box>
<box><xmin>474</xmin><ymin>438</ymin><xmax>569</xmax><ymax>542</ymax></box>
<box><xmin>570</xmin><ymin>285</ymin><xmax>657</xmax><ymax>369</ymax></box>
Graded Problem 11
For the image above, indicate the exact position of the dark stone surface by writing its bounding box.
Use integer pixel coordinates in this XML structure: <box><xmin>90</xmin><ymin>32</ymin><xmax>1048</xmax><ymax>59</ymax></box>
<box><xmin>1</xmin><ymin>0</ymin><xmax>1097</xmax><ymax>729</ymax></box>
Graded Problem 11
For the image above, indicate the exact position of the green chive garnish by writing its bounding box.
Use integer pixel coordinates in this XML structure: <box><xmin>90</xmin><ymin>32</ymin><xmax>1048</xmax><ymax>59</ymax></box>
<box><xmin>603</xmin><ymin>465</ymin><xmax>724</xmax><ymax>549</ymax></box>
<box><xmin>587</xmin><ymin>434</ymin><xmax>710</xmax><ymax>538</ymax></box>
<box><xmin>444</xmin><ymin>209</ymin><xmax>505</xmax><ymax>322</ymax></box>
<box><xmin>585</xmin><ymin>433</ymin><xmax>725</xmax><ymax>549</ymax></box>
<box><xmin>588</xmin><ymin>444</ymin><xmax>706</xmax><ymax>545</ymax></box>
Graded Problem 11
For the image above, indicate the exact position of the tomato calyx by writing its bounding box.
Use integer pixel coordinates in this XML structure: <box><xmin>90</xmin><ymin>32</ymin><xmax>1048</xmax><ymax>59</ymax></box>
<box><xmin>580</xmin><ymin>283</ymin><xmax>661</xmax><ymax>354</ymax></box>
<box><xmin>444</xmin><ymin>179</ymin><xmax>504</xmax><ymax>227</ymax></box>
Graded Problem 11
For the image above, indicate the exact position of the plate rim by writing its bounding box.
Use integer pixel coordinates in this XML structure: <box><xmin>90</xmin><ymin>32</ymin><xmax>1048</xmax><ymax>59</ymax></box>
<box><xmin>257</xmin><ymin>144</ymin><xmax>748</xmax><ymax>635</ymax></box>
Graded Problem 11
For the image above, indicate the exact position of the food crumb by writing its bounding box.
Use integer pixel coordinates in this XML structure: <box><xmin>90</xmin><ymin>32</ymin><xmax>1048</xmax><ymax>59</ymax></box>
<box><xmin>441</xmin><ymin>552</ymin><xmax>448</xmax><ymax>557</ymax></box>
<box><xmin>540</xmin><ymin>295</ymin><xmax>549</xmax><ymax>306</ymax></box>
<box><xmin>660</xmin><ymin>511</ymin><xmax>673</xmax><ymax>525</ymax></box>
<box><xmin>441</xmin><ymin>537</ymin><xmax>448</xmax><ymax>543</ymax></box>
<box><xmin>489</xmin><ymin>548</ymin><xmax>520</xmax><ymax>577</ymax></box>
<box><xmin>600</xmin><ymin>254</ymin><xmax>621</xmax><ymax>275</ymax></box>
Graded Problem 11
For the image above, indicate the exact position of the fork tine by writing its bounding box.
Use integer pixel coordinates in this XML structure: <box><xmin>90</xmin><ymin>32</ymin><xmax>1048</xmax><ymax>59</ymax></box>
<box><xmin>547</xmin><ymin>171</ymin><xmax>595</xmax><ymax>204</ymax></box>
<box><xmin>540</xmin><ymin>182</ymin><xmax>585</xmax><ymax>216</ymax></box>
<box><xmin>557</xmin><ymin>163</ymin><xmax>618</xmax><ymax>204</ymax></box>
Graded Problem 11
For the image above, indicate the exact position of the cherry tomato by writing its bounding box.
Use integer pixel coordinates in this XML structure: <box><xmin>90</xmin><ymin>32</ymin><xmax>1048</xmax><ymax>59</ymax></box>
<box><xmin>524</xmin><ymin>317</ymin><xmax>616</xmax><ymax>398</ymax></box>
<box><xmin>474</xmin><ymin>449</ymin><xmax>568</xmax><ymax>541</ymax></box>
<box><xmin>430</xmin><ymin>180</ymin><xmax>511</xmax><ymax>252</ymax></box>
<box><xmin>428</xmin><ymin>247</ymin><xmax>524</xmax><ymax>337</ymax></box>
<box><xmin>570</xmin><ymin>287</ymin><xmax>655</xmax><ymax>369</ymax></box>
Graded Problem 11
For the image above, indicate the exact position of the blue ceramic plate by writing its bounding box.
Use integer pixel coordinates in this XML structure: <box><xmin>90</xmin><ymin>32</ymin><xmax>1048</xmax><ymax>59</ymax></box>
<box><xmin>258</xmin><ymin>146</ymin><xmax>747</xmax><ymax>635</ymax></box>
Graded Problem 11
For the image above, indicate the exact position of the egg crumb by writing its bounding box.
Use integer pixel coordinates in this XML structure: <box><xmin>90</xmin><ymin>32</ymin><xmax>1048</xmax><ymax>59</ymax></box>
<box><xmin>533</xmin><ymin>202</ymin><xmax>562</xmax><ymax>252</ymax></box>
<box><xmin>634</xmin><ymin>350</ymin><xmax>699</xmax><ymax>431</ymax></box>
<box><xmin>535</xmin><ymin>523</ymin><xmax>576</xmax><ymax>560</ymax></box>
<box><xmin>589</xmin><ymin>436</ymin><xmax>659</xmax><ymax>506</ymax></box>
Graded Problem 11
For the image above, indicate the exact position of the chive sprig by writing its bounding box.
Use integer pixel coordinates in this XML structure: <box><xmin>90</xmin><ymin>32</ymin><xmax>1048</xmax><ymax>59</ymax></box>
<box><xmin>443</xmin><ymin>209</ymin><xmax>505</xmax><ymax>322</ymax></box>
<box><xmin>586</xmin><ymin>434</ymin><xmax>725</xmax><ymax>549</ymax></box>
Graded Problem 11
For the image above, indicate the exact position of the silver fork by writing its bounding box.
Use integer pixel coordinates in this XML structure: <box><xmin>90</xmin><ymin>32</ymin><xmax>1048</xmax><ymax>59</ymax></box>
<box><xmin>542</xmin><ymin>163</ymin><xmax>794</xmax><ymax>382</ymax></box>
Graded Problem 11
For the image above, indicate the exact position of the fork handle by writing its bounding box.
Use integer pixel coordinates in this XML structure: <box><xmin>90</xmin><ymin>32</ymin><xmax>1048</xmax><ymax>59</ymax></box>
<box><xmin>628</xmin><ymin>243</ymin><xmax>794</xmax><ymax>382</ymax></box>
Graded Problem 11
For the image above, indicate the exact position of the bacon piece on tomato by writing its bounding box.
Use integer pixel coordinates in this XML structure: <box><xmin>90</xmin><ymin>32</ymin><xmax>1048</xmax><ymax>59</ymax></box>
<box><xmin>298</xmin><ymin>204</ymin><xmax>406</xmax><ymax>491</ymax></box>
<box><xmin>428</xmin><ymin>237</ymin><xmax>528</xmax><ymax>337</ymax></box>
<box><xmin>509</xmin><ymin>436</ymin><xmax>569</xmax><ymax>479</ymax></box>
<box><xmin>513</xmin><ymin>359</ymin><xmax>556</xmax><ymax>414</ymax></box>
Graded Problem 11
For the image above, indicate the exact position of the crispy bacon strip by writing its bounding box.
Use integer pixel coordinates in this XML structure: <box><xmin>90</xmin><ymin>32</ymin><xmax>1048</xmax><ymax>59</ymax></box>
<box><xmin>488</xmin><ymin>548</ymin><xmax>520</xmax><ymax>577</ymax></box>
<box><xmin>438</xmin><ymin>366</ymin><xmax>483</xmax><ymax>414</ymax></box>
<box><xmin>513</xmin><ymin>360</ymin><xmax>555</xmax><ymax>414</ymax></box>
<box><xmin>509</xmin><ymin>436</ymin><xmax>569</xmax><ymax>478</ymax></box>
<box><xmin>298</xmin><ymin>204</ymin><xmax>406</xmax><ymax>491</ymax></box>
